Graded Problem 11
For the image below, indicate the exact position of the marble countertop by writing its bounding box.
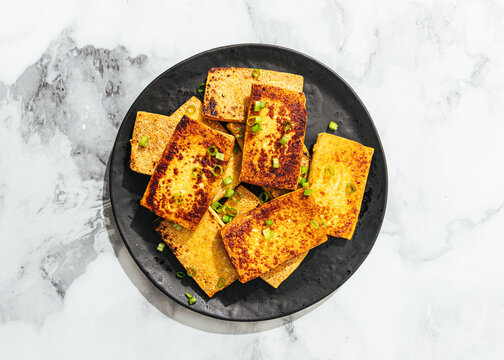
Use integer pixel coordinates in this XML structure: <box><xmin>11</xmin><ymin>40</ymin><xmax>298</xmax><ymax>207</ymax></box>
<box><xmin>1</xmin><ymin>0</ymin><xmax>503</xmax><ymax>359</ymax></box>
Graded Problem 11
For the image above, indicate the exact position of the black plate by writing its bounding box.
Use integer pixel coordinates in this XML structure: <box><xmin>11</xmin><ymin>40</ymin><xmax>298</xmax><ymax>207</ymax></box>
<box><xmin>109</xmin><ymin>44</ymin><xmax>388</xmax><ymax>321</ymax></box>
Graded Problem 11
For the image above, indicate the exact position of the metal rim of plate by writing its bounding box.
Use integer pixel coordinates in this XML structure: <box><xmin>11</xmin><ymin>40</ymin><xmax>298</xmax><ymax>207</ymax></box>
<box><xmin>109</xmin><ymin>44</ymin><xmax>388</xmax><ymax>322</ymax></box>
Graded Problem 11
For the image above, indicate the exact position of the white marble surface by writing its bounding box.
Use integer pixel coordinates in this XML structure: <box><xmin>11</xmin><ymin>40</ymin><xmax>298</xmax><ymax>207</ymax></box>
<box><xmin>1</xmin><ymin>0</ymin><xmax>503</xmax><ymax>358</ymax></box>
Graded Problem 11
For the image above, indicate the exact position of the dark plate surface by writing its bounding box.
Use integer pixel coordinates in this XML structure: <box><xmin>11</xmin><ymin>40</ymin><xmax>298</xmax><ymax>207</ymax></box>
<box><xmin>109</xmin><ymin>44</ymin><xmax>388</xmax><ymax>321</ymax></box>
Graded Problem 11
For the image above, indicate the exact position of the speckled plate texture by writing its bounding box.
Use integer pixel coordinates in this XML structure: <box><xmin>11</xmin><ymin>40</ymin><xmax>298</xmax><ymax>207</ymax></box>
<box><xmin>109</xmin><ymin>44</ymin><xmax>388</xmax><ymax>321</ymax></box>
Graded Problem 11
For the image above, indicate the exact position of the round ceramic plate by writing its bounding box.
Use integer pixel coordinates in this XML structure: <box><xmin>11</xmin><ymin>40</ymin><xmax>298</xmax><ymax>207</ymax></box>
<box><xmin>109</xmin><ymin>44</ymin><xmax>388</xmax><ymax>321</ymax></box>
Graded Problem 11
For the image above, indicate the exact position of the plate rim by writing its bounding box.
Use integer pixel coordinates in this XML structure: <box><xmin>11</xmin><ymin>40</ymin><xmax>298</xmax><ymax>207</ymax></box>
<box><xmin>109</xmin><ymin>42</ymin><xmax>388</xmax><ymax>322</ymax></box>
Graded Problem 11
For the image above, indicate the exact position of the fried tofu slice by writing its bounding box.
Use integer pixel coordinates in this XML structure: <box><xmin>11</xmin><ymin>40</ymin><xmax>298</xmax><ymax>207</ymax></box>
<box><xmin>220</xmin><ymin>186</ymin><xmax>308</xmax><ymax>288</ymax></box>
<box><xmin>220</xmin><ymin>189</ymin><xmax>327</xmax><ymax>283</ymax></box>
<box><xmin>240</xmin><ymin>84</ymin><xmax>307</xmax><ymax>190</ymax></box>
<box><xmin>155</xmin><ymin>208</ymin><xmax>238</xmax><ymax>297</ymax></box>
<box><xmin>309</xmin><ymin>133</ymin><xmax>374</xmax><ymax>240</ymax></box>
<box><xmin>130</xmin><ymin>97</ymin><xmax>227</xmax><ymax>175</ymax></box>
<box><xmin>141</xmin><ymin>116</ymin><xmax>235</xmax><ymax>230</ymax></box>
<box><xmin>203</xmin><ymin>67</ymin><xmax>304</xmax><ymax>123</ymax></box>
<box><xmin>212</xmin><ymin>146</ymin><xmax>242</xmax><ymax>202</ymax></box>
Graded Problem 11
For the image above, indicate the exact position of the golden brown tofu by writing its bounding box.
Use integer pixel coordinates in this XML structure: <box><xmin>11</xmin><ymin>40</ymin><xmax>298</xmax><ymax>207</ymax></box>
<box><xmin>130</xmin><ymin>97</ymin><xmax>227</xmax><ymax>175</ymax></box>
<box><xmin>140</xmin><ymin>116</ymin><xmax>235</xmax><ymax>230</ymax></box>
<box><xmin>240</xmin><ymin>84</ymin><xmax>307</xmax><ymax>190</ymax></box>
<box><xmin>220</xmin><ymin>189</ymin><xmax>327</xmax><ymax>283</ymax></box>
<box><xmin>308</xmin><ymin>133</ymin><xmax>374</xmax><ymax>240</ymax></box>
<box><xmin>220</xmin><ymin>186</ymin><xmax>308</xmax><ymax>288</ymax></box>
<box><xmin>155</xmin><ymin>208</ymin><xmax>238</xmax><ymax>297</ymax></box>
<box><xmin>203</xmin><ymin>67</ymin><xmax>304</xmax><ymax>123</ymax></box>
<box><xmin>226</xmin><ymin>122</ymin><xmax>245</xmax><ymax>150</ymax></box>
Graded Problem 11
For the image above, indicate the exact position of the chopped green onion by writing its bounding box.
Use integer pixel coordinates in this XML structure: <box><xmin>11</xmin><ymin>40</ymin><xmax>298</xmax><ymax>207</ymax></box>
<box><xmin>247</xmin><ymin>116</ymin><xmax>262</xmax><ymax>126</ymax></box>
<box><xmin>321</xmin><ymin>215</ymin><xmax>327</xmax><ymax>228</ymax></box>
<box><xmin>157</xmin><ymin>243</ymin><xmax>165</xmax><ymax>252</ymax></box>
<box><xmin>216</xmin><ymin>152</ymin><xmax>225</xmax><ymax>161</ymax></box>
<box><xmin>192</xmin><ymin>166</ymin><xmax>202</xmax><ymax>178</ymax></box>
<box><xmin>254</xmin><ymin>100</ymin><xmax>266</xmax><ymax>111</ymax></box>
<box><xmin>174</xmin><ymin>193</ymin><xmax>184</xmax><ymax>204</ymax></box>
<box><xmin>310</xmin><ymin>220</ymin><xmax>319</xmax><ymax>229</ymax></box>
<box><xmin>187</xmin><ymin>267</ymin><xmax>197</xmax><ymax>277</ymax></box>
<box><xmin>251</xmin><ymin>123</ymin><xmax>262</xmax><ymax>133</ymax></box>
<box><xmin>217</xmin><ymin>278</ymin><xmax>226</xmax><ymax>288</ymax></box>
<box><xmin>234</xmin><ymin>128</ymin><xmax>244</xmax><ymax>139</ymax></box>
<box><xmin>222</xmin><ymin>176</ymin><xmax>233</xmax><ymax>185</ymax></box>
<box><xmin>263</xmin><ymin>228</ymin><xmax>274</xmax><ymax>240</ymax></box>
<box><xmin>233</xmin><ymin>144</ymin><xmax>239</xmax><ymax>153</ymax></box>
<box><xmin>225</xmin><ymin>188</ymin><xmax>235</xmax><ymax>198</ymax></box>
<box><xmin>299</xmin><ymin>176</ymin><xmax>307</xmax><ymax>185</ymax></box>
<box><xmin>186</xmin><ymin>105</ymin><xmax>196</xmax><ymax>114</ymax></box>
<box><xmin>278</xmin><ymin>136</ymin><xmax>288</xmax><ymax>145</ymax></box>
<box><xmin>176</xmin><ymin>271</ymin><xmax>185</xmax><ymax>278</ymax></box>
<box><xmin>139</xmin><ymin>135</ymin><xmax>149</xmax><ymax>147</ymax></box>
<box><xmin>259</xmin><ymin>192</ymin><xmax>270</xmax><ymax>203</ymax></box>
<box><xmin>211</xmin><ymin>201</ymin><xmax>223</xmax><ymax>213</ymax></box>
<box><xmin>185</xmin><ymin>292</ymin><xmax>193</xmax><ymax>299</ymax></box>
<box><xmin>252</xmin><ymin>68</ymin><xmax>260</xmax><ymax>78</ymax></box>
<box><xmin>222</xmin><ymin>214</ymin><xmax>232</xmax><ymax>223</ymax></box>
<box><xmin>324</xmin><ymin>165</ymin><xmax>335</xmax><ymax>177</ymax></box>
<box><xmin>346</xmin><ymin>183</ymin><xmax>356</xmax><ymax>194</ymax></box>
<box><xmin>302</xmin><ymin>181</ymin><xmax>310</xmax><ymax>188</ymax></box>
<box><xmin>211</xmin><ymin>165</ymin><xmax>223</xmax><ymax>176</ymax></box>
<box><xmin>227</xmin><ymin>207</ymin><xmax>238</xmax><ymax>217</ymax></box>
<box><xmin>265</xmin><ymin>219</ymin><xmax>273</xmax><ymax>226</ymax></box>
<box><xmin>173</xmin><ymin>223</ymin><xmax>183</xmax><ymax>231</ymax></box>
<box><xmin>283</xmin><ymin>121</ymin><xmax>292</xmax><ymax>131</ymax></box>
<box><xmin>232</xmin><ymin>191</ymin><xmax>242</xmax><ymax>202</ymax></box>
<box><xmin>301</xmin><ymin>166</ymin><xmax>308</xmax><ymax>174</ymax></box>
<box><xmin>303</xmin><ymin>189</ymin><xmax>313</xmax><ymax>196</ymax></box>
<box><xmin>329</xmin><ymin>121</ymin><xmax>338</xmax><ymax>131</ymax></box>
<box><xmin>207</xmin><ymin>145</ymin><xmax>217</xmax><ymax>156</ymax></box>
<box><xmin>188</xmin><ymin>297</ymin><xmax>197</xmax><ymax>305</ymax></box>
<box><xmin>198</xmin><ymin>82</ymin><xmax>206</xmax><ymax>93</ymax></box>
<box><xmin>272</xmin><ymin>158</ymin><xmax>279</xmax><ymax>168</ymax></box>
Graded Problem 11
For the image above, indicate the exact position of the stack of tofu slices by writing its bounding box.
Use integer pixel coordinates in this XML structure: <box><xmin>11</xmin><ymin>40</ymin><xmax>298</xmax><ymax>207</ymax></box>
<box><xmin>130</xmin><ymin>67</ymin><xmax>374</xmax><ymax>298</ymax></box>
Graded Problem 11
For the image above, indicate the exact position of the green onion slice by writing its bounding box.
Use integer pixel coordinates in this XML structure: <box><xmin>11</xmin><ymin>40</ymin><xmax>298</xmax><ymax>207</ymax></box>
<box><xmin>211</xmin><ymin>201</ymin><xmax>223</xmax><ymax>213</ymax></box>
<box><xmin>283</xmin><ymin>121</ymin><xmax>292</xmax><ymax>131</ymax></box>
<box><xmin>272</xmin><ymin>158</ymin><xmax>279</xmax><ymax>168</ymax></box>
<box><xmin>301</xmin><ymin>166</ymin><xmax>308</xmax><ymax>174</ymax></box>
<box><xmin>310</xmin><ymin>220</ymin><xmax>319</xmax><ymax>229</ymax></box>
<box><xmin>185</xmin><ymin>292</ymin><xmax>193</xmax><ymax>299</ymax></box>
<box><xmin>299</xmin><ymin>176</ymin><xmax>307</xmax><ymax>185</ymax></box>
<box><xmin>251</xmin><ymin>124</ymin><xmax>262</xmax><ymax>133</ymax></box>
<box><xmin>252</xmin><ymin>68</ymin><xmax>260</xmax><ymax>78</ymax></box>
<box><xmin>211</xmin><ymin>165</ymin><xmax>223</xmax><ymax>176</ymax></box>
<box><xmin>329</xmin><ymin>121</ymin><xmax>338</xmax><ymax>131</ymax></box>
<box><xmin>186</xmin><ymin>104</ymin><xmax>196</xmax><ymax>114</ymax></box>
<box><xmin>157</xmin><ymin>243</ymin><xmax>165</xmax><ymax>252</ymax></box>
<box><xmin>216</xmin><ymin>152</ymin><xmax>225</xmax><ymax>161</ymax></box>
<box><xmin>259</xmin><ymin>192</ymin><xmax>270</xmax><ymax>203</ymax></box>
<box><xmin>302</xmin><ymin>181</ymin><xmax>309</xmax><ymax>188</ymax></box>
<box><xmin>222</xmin><ymin>176</ymin><xmax>233</xmax><ymax>185</ymax></box>
<box><xmin>198</xmin><ymin>82</ymin><xmax>206</xmax><ymax>93</ymax></box>
<box><xmin>304</xmin><ymin>189</ymin><xmax>313</xmax><ymax>196</ymax></box>
<box><xmin>234</xmin><ymin>128</ymin><xmax>244</xmax><ymax>139</ymax></box>
<box><xmin>222</xmin><ymin>214</ymin><xmax>232</xmax><ymax>223</ymax></box>
<box><xmin>173</xmin><ymin>223</ymin><xmax>183</xmax><ymax>231</ymax></box>
<box><xmin>225</xmin><ymin>188</ymin><xmax>235</xmax><ymax>198</ymax></box>
<box><xmin>254</xmin><ymin>100</ymin><xmax>266</xmax><ymax>111</ymax></box>
<box><xmin>324</xmin><ymin>165</ymin><xmax>336</xmax><ymax>177</ymax></box>
<box><xmin>247</xmin><ymin>116</ymin><xmax>262</xmax><ymax>126</ymax></box>
<box><xmin>278</xmin><ymin>136</ymin><xmax>288</xmax><ymax>145</ymax></box>
<box><xmin>176</xmin><ymin>271</ymin><xmax>185</xmax><ymax>278</ymax></box>
<box><xmin>188</xmin><ymin>297</ymin><xmax>197</xmax><ymax>305</ymax></box>
<box><xmin>174</xmin><ymin>193</ymin><xmax>184</xmax><ymax>204</ymax></box>
<box><xmin>187</xmin><ymin>267</ymin><xmax>197</xmax><ymax>277</ymax></box>
<box><xmin>217</xmin><ymin>278</ymin><xmax>226</xmax><ymax>288</ymax></box>
<box><xmin>321</xmin><ymin>215</ymin><xmax>327</xmax><ymax>228</ymax></box>
<box><xmin>265</xmin><ymin>219</ymin><xmax>273</xmax><ymax>226</ymax></box>
<box><xmin>263</xmin><ymin>228</ymin><xmax>273</xmax><ymax>240</ymax></box>
<box><xmin>207</xmin><ymin>145</ymin><xmax>217</xmax><ymax>156</ymax></box>
<box><xmin>139</xmin><ymin>135</ymin><xmax>149</xmax><ymax>147</ymax></box>
<box><xmin>192</xmin><ymin>166</ymin><xmax>202</xmax><ymax>178</ymax></box>
<box><xmin>232</xmin><ymin>191</ymin><xmax>242</xmax><ymax>202</ymax></box>
<box><xmin>227</xmin><ymin>207</ymin><xmax>238</xmax><ymax>217</ymax></box>
<box><xmin>346</xmin><ymin>183</ymin><xmax>356</xmax><ymax>194</ymax></box>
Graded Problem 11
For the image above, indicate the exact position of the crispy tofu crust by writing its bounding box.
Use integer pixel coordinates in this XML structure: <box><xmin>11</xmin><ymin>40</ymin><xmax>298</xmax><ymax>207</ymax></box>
<box><xmin>140</xmin><ymin>116</ymin><xmax>235</xmax><ymax>229</ymax></box>
<box><xmin>220</xmin><ymin>189</ymin><xmax>327</xmax><ymax>283</ymax></box>
<box><xmin>203</xmin><ymin>67</ymin><xmax>304</xmax><ymax>123</ymax></box>
<box><xmin>240</xmin><ymin>85</ymin><xmax>307</xmax><ymax>190</ymax></box>
<box><xmin>309</xmin><ymin>133</ymin><xmax>374</xmax><ymax>240</ymax></box>
<box><xmin>155</xmin><ymin>209</ymin><xmax>238</xmax><ymax>297</ymax></box>
<box><xmin>220</xmin><ymin>186</ymin><xmax>308</xmax><ymax>288</ymax></box>
<box><xmin>130</xmin><ymin>97</ymin><xmax>227</xmax><ymax>175</ymax></box>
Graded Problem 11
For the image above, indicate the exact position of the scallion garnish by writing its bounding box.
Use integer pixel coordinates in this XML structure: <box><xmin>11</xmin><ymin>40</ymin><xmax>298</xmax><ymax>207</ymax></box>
<box><xmin>173</xmin><ymin>223</ymin><xmax>183</xmax><ymax>231</ymax></box>
<box><xmin>324</xmin><ymin>165</ymin><xmax>335</xmax><ymax>177</ymax></box>
<box><xmin>299</xmin><ymin>176</ymin><xmax>307</xmax><ymax>185</ymax></box>
<box><xmin>263</xmin><ymin>228</ymin><xmax>274</xmax><ymax>240</ymax></box>
<box><xmin>321</xmin><ymin>215</ymin><xmax>327</xmax><ymax>228</ymax></box>
<box><xmin>192</xmin><ymin>166</ymin><xmax>202</xmax><ymax>178</ymax></box>
<box><xmin>211</xmin><ymin>201</ymin><xmax>223</xmax><ymax>213</ymax></box>
<box><xmin>174</xmin><ymin>193</ymin><xmax>184</xmax><ymax>204</ymax></box>
<box><xmin>283</xmin><ymin>121</ymin><xmax>292</xmax><ymax>131</ymax></box>
<box><xmin>216</xmin><ymin>152</ymin><xmax>225</xmax><ymax>161</ymax></box>
<box><xmin>185</xmin><ymin>292</ymin><xmax>193</xmax><ymax>299</ymax></box>
<box><xmin>310</xmin><ymin>220</ymin><xmax>319</xmax><ymax>229</ymax></box>
<box><xmin>259</xmin><ymin>192</ymin><xmax>270</xmax><ymax>203</ymax></box>
<box><xmin>217</xmin><ymin>278</ymin><xmax>226</xmax><ymax>288</ymax></box>
<box><xmin>207</xmin><ymin>145</ymin><xmax>217</xmax><ymax>156</ymax></box>
<box><xmin>247</xmin><ymin>116</ymin><xmax>262</xmax><ymax>126</ymax></box>
<box><xmin>222</xmin><ymin>214</ymin><xmax>232</xmax><ymax>223</ymax></box>
<box><xmin>303</xmin><ymin>189</ymin><xmax>312</xmax><ymax>196</ymax></box>
<box><xmin>176</xmin><ymin>271</ymin><xmax>185</xmax><ymax>278</ymax></box>
<box><xmin>198</xmin><ymin>82</ymin><xmax>206</xmax><ymax>93</ymax></box>
<box><xmin>346</xmin><ymin>183</ymin><xmax>356</xmax><ymax>194</ymax></box>
<box><xmin>232</xmin><ymin>191</ymin><xmax>242</xmax><ymax>202</ymax></box>
<box><xmin>227</xmin><ymin>207</ymin><xmax>238</xmax><ymax>217</ymax></box>
<box><xmin>189</xmin><ymin>297</ymin><xmax>197</xmax><ymax>305</ymax></box>
<box><xmin>252</xmin><ymin>68</ymin><xmax>260</xmax><ymax>78</ymax></box>
<box><xmin>301</xmin><ymin>166</ymin><xmax>308</xmax><ymax>174</ymax></box>
<box><xmin>302</xmin><ymin>181</ymin><xmax>309</xmax><ymax>188</ymax></box>
<box><xmin>139</xmin><ymin>135</ymin><xmax>149</xmax><ymax>147</ymax></box>
<box><xmin>211</xmin><ymin>165</ymin><xmax>223</xmax><ymax>176</ymax></box>
<box><xmin>187</xmin><ymin>267</ymin><xmax>197</xmax><ymax>277</ymax></box>
<box><xmin>225</xmin><ymin>188</ymin><xmax>235</xmax><ymax>198</ymax></box>
<box><xmin>251</xmin><ymin>124</ymin><xmax>262</xmax><ymax>133</ymax></box>
<box><xmin>157</xmin><ymin>243</ymin><xmax>165</xmax><ymax>252</ymax></box>
<box><xmin>222</xmin><ymin>176</ymin><xmax>233</xmax><ymax>185</ymax></box>
<box><xmin>329</xmin><ymin>121</ymin><xmax>338</xmax><ymax>131</ymax></box>
<box><xmin>186</xmin><ymin>105</ymin><xmax>196</xmax><ymax>114</ymax></box>
<box><xmin>234</xmin><ymin>128</ymin><xmax>244</xmax><ymax>139</ymax></box>
<box><xmin>272</xmin><ymin>158</ymin><xmax>279</xmax><ymax>168</ymax></box>
<box><xmin>265</xmin><ymin>219</ymin><xmax>273</xmax><ymax>226</ymax></box>
<box><xmin>254</xmin><ymin>100</ymin><xmax>266</xmax><ymax>111</ymax></box>
<box><xmin>278</xmin><ymin>136</ymin><xmax>288</xmax><ymax>145</ymax></box>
